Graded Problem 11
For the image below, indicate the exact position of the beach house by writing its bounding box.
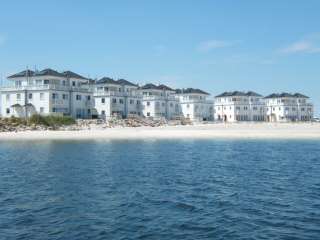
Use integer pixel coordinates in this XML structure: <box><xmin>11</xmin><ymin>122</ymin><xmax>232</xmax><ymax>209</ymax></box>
<box><xmin>93</xmin><ymin>77</ymin><xmax>142</xmax><ymax>119</ymax></box>
<box><xmin>139</xmin><ymin>84</ymin><xmax>181</xmax><ymax>120</ymax></box>
<box><xmin>0</xmin><ymin>69</ymin><xmax>93</xmax><ymax>119</ymax></box>
<box><xmin>175</xmin><ymin>88</ymin><xmax>214</xmax><ymax>121</ymax></box>
<box><xmin>214</xmin><ymin>91</ymin><xmax>266</xmax><ymax>122</ymax></box>
<box><xmin>264</xmin><ymin>93</ymin><xmax>313</xmax><ymax>122</ymax></box>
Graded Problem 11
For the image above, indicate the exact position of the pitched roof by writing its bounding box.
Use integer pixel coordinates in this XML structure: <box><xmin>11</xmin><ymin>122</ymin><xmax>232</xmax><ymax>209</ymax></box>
<box><xmin>33</xmin><ymin>68</ymin><xmax>65</xmax><ymax>77</ymax></box>
<box><xmin>96</xmin><ymin>77</ymin><xmax>119</xmax><ymax>85</ymax></box>
<box><xmin>293</xmin><ymin>93</ymin><xmax>309</xmax><ymax>98</ymax></box>
<box><xmin>176</xmin><ymin>88</ymin><xmax>210</xmax><ymax>95</ymax></box>
<box><xmin>157</xmin><ymin>84</ymin><xmax>174</xmax><ymax>91</ymax></box>
<box><xmin>140</xmin><ymin>83</ymin><xmax>160</xmax><ymax>90</ymax></box>
<box><xmin>7</xmin><ymin>70</ymin><xmax>35</xmax><ymax>79</ymax></box>
<box><xmin>117</xmin><ymin>79</ymin><xmax>138</xmax><ymax>87</ymax></box>
<box><xmin>264</xmin><ymin>92</ymin><xmax>309</xmax><ymax>99</ymax></box>
<box><xmin>215</xmin><ymin>91</ymin><xmax>262</xmax><ymax>98</ymax></box>
<box><xmin>62</xmin><ymin>71</ymin><xmax>87</xmax><ymax>80</ymax></box>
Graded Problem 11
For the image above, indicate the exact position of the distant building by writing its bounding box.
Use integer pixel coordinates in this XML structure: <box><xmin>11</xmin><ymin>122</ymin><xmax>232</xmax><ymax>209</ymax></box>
<box><xmin>214</xmin><ymin>91</ymin><xmax>266</xmax><ymax>122</ymax></box>
<box><xmin>0</xmin><ymin>69</ymin><xmax>93</xmax><ymax>119</ymax></box>
<box><xmin>93</xmin><ymin>77</ymin><xmax>142</xmax><ymax>119</ymax></box>
<box><xmin>264</xmin><ymin>93</ymin><xmax>313</xmax><ymax>122</ymax></box>
<box><xmin>175</xmin><ymin>88</ymin><xmax>213</xmax><ymax>121</ymax></box>
<box><xmin>139</xmin><ymin>84</ymin><xmax>181</xmax><ymax>120</ymax></box>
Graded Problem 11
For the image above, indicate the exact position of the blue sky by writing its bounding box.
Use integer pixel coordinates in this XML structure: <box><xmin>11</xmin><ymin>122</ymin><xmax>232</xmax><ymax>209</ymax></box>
<box><xmin>0</xmin><ymin>0</ymin><xmax>319</xmax><ymax>115</ymax></box>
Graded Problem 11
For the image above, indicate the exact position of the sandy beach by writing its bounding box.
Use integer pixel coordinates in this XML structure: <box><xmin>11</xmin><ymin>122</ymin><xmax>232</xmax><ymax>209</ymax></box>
<box><xmin>0</xmin><ymin>122</ymin><xmax>320</xmax><ymax>141</ymax></box>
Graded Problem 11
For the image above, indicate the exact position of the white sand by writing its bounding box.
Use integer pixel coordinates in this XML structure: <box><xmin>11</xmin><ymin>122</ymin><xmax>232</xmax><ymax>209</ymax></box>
<box><xmin>0</xmin><ymin>123</ymin><xmax>320</xmax><ymax>141</ymax></box>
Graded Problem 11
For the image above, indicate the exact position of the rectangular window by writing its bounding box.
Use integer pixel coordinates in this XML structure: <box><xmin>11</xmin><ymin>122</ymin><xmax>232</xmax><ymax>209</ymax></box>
<box><xmin>101</xmin><ymin>110</ymin><xmax>105</xmax><ymax>115</ymax></box>
<box><xmin>16</xmin><ymin>94</ymin><xmax>21</xmax><ymax>100</ymax></box>
<box><xmin>76</xmin><ymin>95</ymin><xmax>81</xmax><ymax>100</ymax></box>
<box><xmin>40</xmin><ymin>93</ymin><xmax>45</xmax><ymax>100</ymax></box>
<box><xmin>101</xmin><ymin>98</ymin><xmax>105</xmax><ymax>104</ymax></box>
<box><xmin>147</xmin><ymin>101</ymin><xmax>150</xmax><ymax>106</ymax></box>
<box><xmin>137</xmin><ymin>100</ymin><xmax>140</xmax><ymax>105</ymax></box>
<box><xmin>40</xmin><ymin>107</ymin><xmax>44</xmax><ymax>113</ymax></box>
<box><xmin>72</xmin><ymin>81</ymin><xmax>76</xmax><ymax>87</ymax></box>
<box><xmin>87</xmin><ymin>95</ymin><xmax>91</xmax><ymax>101</ymax></box>
<box><xmin>112</xmin><ymin>98</ymin><xmax>117</xmax><ymax>103</ymax></box>
<box><xmin>119</xmin><ymin>99</ymin><xmax>124</xmax><ymax>104</ymax></box>
<box><xmin>6</xmin><ymin>108</ymin><xmax>10</xmax><ymax>114</ymax></box>
<box><xmin>130</xmin><ymin>99</ymin><xmax>134</xmax><ymax>104</ymax></box>
<box><xmin>28</xmin><ymin>93</ymin><xmax>33</xmax><ymax>99</ymax></box>
<box><xmin>52</xmin><ymin>93</ymin><xmax>58</xmax><ymax>99</ymax></box>
<box><xmin>6</xmin><ymin>94</ymin><xmax>10</xmax><ymax>101</ymax></box>
<box><xmin>147</xmin><ymin>112</ymin><xmax>150</xmax><ymax>117</ymax></box>
<box><xmin>62</xmin><ymin>94</ymin><xmax>68</xmax><ymax>100</ymax></box>
<box><xmin>44</xmin><ymin>80</ymin><xmax>50</xmax><ymax>84</ymax></box>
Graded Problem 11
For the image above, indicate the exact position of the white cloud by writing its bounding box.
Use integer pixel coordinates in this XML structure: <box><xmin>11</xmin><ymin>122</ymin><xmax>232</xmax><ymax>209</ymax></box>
<box><xmin>197</xmin><ymin>40</ymin><xmax>235</xmax><ymax>52</ymax></box>
<box><xmin>279</xmin><ymin>35</ymin><xmax>320</xmax><ymax>54</ymax></box>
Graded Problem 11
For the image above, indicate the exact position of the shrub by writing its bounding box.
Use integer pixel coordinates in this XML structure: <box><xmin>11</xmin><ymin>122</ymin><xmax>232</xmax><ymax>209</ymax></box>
<box><xmin>28</xmin><ymin>114</ymin><xmax>75</xmax><ymax>126</ymax></box>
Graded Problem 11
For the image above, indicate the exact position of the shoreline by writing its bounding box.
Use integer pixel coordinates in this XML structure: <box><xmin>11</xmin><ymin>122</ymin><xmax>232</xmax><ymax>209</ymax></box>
<box><xmin>1</xmin><ymin>123</ymin><xmax>320</xmax><ymax>141</ymax></box>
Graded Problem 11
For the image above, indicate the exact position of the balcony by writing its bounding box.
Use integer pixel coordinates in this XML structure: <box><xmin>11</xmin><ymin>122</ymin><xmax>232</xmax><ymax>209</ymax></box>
<box><xmin>0</xmin><ymin>84</ymin><xmax>88</xmax><ymax>92</ymax></box>
<box><xmin>93</xmin><ymin>91</ymin><xmax>141</xmax><ymax>98</ymax></box>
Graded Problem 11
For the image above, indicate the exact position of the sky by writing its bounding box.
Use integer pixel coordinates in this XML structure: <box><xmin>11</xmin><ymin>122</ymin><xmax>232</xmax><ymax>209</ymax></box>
<box><xmin>0</xmin><ymin>0</ymin><xmax>319</xmax><ymax>115</ymax></box>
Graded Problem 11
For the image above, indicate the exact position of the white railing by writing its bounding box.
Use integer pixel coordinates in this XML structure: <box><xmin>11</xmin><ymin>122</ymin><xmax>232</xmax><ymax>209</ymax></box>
<box><xmin>93</xmin><ymin>91</ymin><xmax>142</xmax><ymax>98</ymax></box>
<box><xmin>0</xmin><ymin>84</ymin><xmax>88</xmax><ymax>92</ymax></box>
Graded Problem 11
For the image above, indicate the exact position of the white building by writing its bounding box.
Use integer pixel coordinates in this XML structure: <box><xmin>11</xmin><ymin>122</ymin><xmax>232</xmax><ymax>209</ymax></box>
<box><xmin>93</xmin><ymin>77</ymin><xmax>142</xmax><ymax>119</ymax></box>
<box><xmin>214</xmin><ymin>91</ymin><xmax>266</xmax><ymax>122</ymax></box>
<box><xmin>175</xmin><ymin>88</ymin><xmax>213</xmax><ymax>121</ymax></box>
<box><xmin>139</xmin><ymin>84</ymin><xmax>181</xmax><ymax>120</ymax></box>
<box><xmin>265</xmin><ymin>93</ymin><xmax>313</xmax><ymax>122</ymax></box>
<box><xmin>0</xmin><ymin>69</ymin><xmax>93</xmax><ymax>119</ymax></box>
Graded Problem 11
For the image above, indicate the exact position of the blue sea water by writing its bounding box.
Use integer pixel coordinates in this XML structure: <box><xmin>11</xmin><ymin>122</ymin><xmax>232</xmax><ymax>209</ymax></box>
<box><xmin>0</xmin><ymin>139</ymin><xmax>320</xmax><ymax>240</ymax></box>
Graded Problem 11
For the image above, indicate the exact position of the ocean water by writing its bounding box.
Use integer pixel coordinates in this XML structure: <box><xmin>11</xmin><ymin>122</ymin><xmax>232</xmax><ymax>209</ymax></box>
<box><xmin>0</xmin><ymin>140</ymin><xmax>320</xmax><ymax>240</ymax></box>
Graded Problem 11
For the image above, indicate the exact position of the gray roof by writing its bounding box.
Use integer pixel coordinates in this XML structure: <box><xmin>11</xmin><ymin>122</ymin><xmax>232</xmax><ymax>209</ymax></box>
<box><xmin>215</xmin><ymin>91</ymin><xmax>262</xmax><ymax>98</ymax></box>
<box><xmin>117</xmin><ymin>79</ymin><xmax>138</xmax><ymax>87</ymax></box>
<box><xmin>8</xmin><ymin>70</ymin><xmax>35</xmax><ymax>78</ymax></box>
<box><xmin>62</xmin><ymin>71</ymin><xmax>87</xmax><ymax>80</ymax></box>
<box><xmin>264</xmin><ymin>92</ymin><xmax>309</xmax><ymax>99</ymax></box>
<box><xmin>96</xmin><ymin>77</ymin><xmax>138</xmax><ymax>86</ymax></box>
<box><xmin>33</xmin><ymin>68</ymin><xmax>65</xmax><ymax>77</ymax></box>
<box><xmin>140</xmin><ymin>83</ymin><xmax>174</xmax><ymax>91</ymax></box>
<box><xmin>176</xmin><ymin>88</ymin><xmax>210</xmax><ymax>95</ymax></box>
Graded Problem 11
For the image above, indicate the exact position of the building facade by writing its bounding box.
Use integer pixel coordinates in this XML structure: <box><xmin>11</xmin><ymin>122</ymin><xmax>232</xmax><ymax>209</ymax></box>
<box><xmin>265</xmin><ymin>93</ymin><xmax>313</xmax><ymax>122</ymax></box>
<box><xmin>93</xmin><ymin>77</ymin><xmax>142</xmax><ymax>119</ymax></box>
<box><xmin>175</xmin><ymin>88</ymin><xmax>213</xmax><ymax>122</ymax></box>
<box><xmin>214</xmin><ymin>91</ymin><xmax>266</xmax><ymax>122</ymax></box>
<box><xmin>0</xmin><ymin>69</ymin><xmax>93</xmax><ymax>119</ymax></box>
<box><xmin>139</xmin><ymin>84</ymin><xmax>181</xmax><ymax>120</ymax></box>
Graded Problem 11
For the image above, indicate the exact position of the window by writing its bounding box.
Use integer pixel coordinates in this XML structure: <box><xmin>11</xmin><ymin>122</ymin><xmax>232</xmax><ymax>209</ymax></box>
<box><xmin>101</xmin><ymin>110</ymin><xmax>105</xmax><ymax>115</ymax></box>
<box><xmin>147</xmin><ymin>101</ymin><xmax>150</xmax><ymax>106</ymax></box>
<box><xmin>40</xmin><ymin>107</ymin><xmax>44</xmax><ymax>113</ymax></box>
<box><xmin>101</xmin><ymin>98</ymin><xmax>105</xmax><ymax>104</ymax></box>
<box><xmin>40</xmin><ymin>93</ymin><xmax>45</xmax><ymax>100</ymax></box>
<box><xmin>87</xmin><ymin>96</ymin><xmax>91</xmax><ymax>101</ymax></box>
<box><xmin>119</xmin><ymin>99</ymin><xmax>124</xmax><ymax>104</ymax></box>
<box><xmin>52</xmin><ymin>93</ymin><xmax>58</xmax><ymax>99</ymax></box>
<box><xmin>162</xmin><ymin>102</ymin><xmax>165</xmax><ymax>107</ymax></box>
<box><xmin>44</xmin><ymin>80</ymin><xmax>50</xmax><ymax>84</ymax></box>
<box><xmin>130</xmin><ymin>99</ymin><xmax>134</xmax><ymax>104</ymax></box>
<box><xmin>28</xmin><ymin>93</ymin><xmax>33</xmax><ymax>100</ymax></box>
<box><xmin>72</xmin><ymin>81</ymin><xmax>76</xmax><ymax>87</ymax></box>
<box><xmin>112</xmin><ymin>98</ymin><xmax>117</xmax><ymax>103</ymax></box>
<box><xmin>6</xmin><ymin>94</ymin><xmax>10</xmax><ymax>101</ymax></box>
<box><xmin>137</xmin><ymin>100</ymin><xmax>140</xmax><ymax>105</ymax></box>
<box><xmin>6</xmin><ymin>108</ymin><xmax>10</xmax><ymax>114</ymax></box>
<box><xmin>52</xmin><ymin>107</ymin><xmax>57</xmax><ymax>112</ymax></box>
<box><xmin>63</xmin><ymin>94</ymin><xmax>68</xmax><ymax>100</ymax></box>
<box><xmin>170</xmin><ymin>103</ymin><xmax>173</xmax><ymax>107</ymax></box>
<box><xmin>187</xmin><ymin>104</ymin><xmax>190</xmax><ymax>108</ymax></box>
<box><xmin>62</xmin><ymin>80</ymin><xmax>66</xmax><ymax>86</ymax></box>
<box><xmin>76</xmin><ymin>95</ymin><xmax>81</xmax><ymax>100</ymax></box>
<box><xmin>147</xmin><ymin>112</ymin><xmax>150</xmax><ymax>117</ymax></box>
<box><xmin>16</xmin><ymin>94</ymin><xmax>21</xmax><ymax>100</ymax></box>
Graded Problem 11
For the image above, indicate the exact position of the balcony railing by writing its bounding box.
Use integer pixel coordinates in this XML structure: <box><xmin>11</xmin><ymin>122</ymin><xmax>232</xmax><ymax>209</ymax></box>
<box><xmin>0</xmin><ymin>84</ymin><xmax>88</xmax><ymax>92</ymax></box>
<box><xmin>93</xmin><ymin>91</ymin><xmax>142</xmax><ymax>98</ymax></box>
